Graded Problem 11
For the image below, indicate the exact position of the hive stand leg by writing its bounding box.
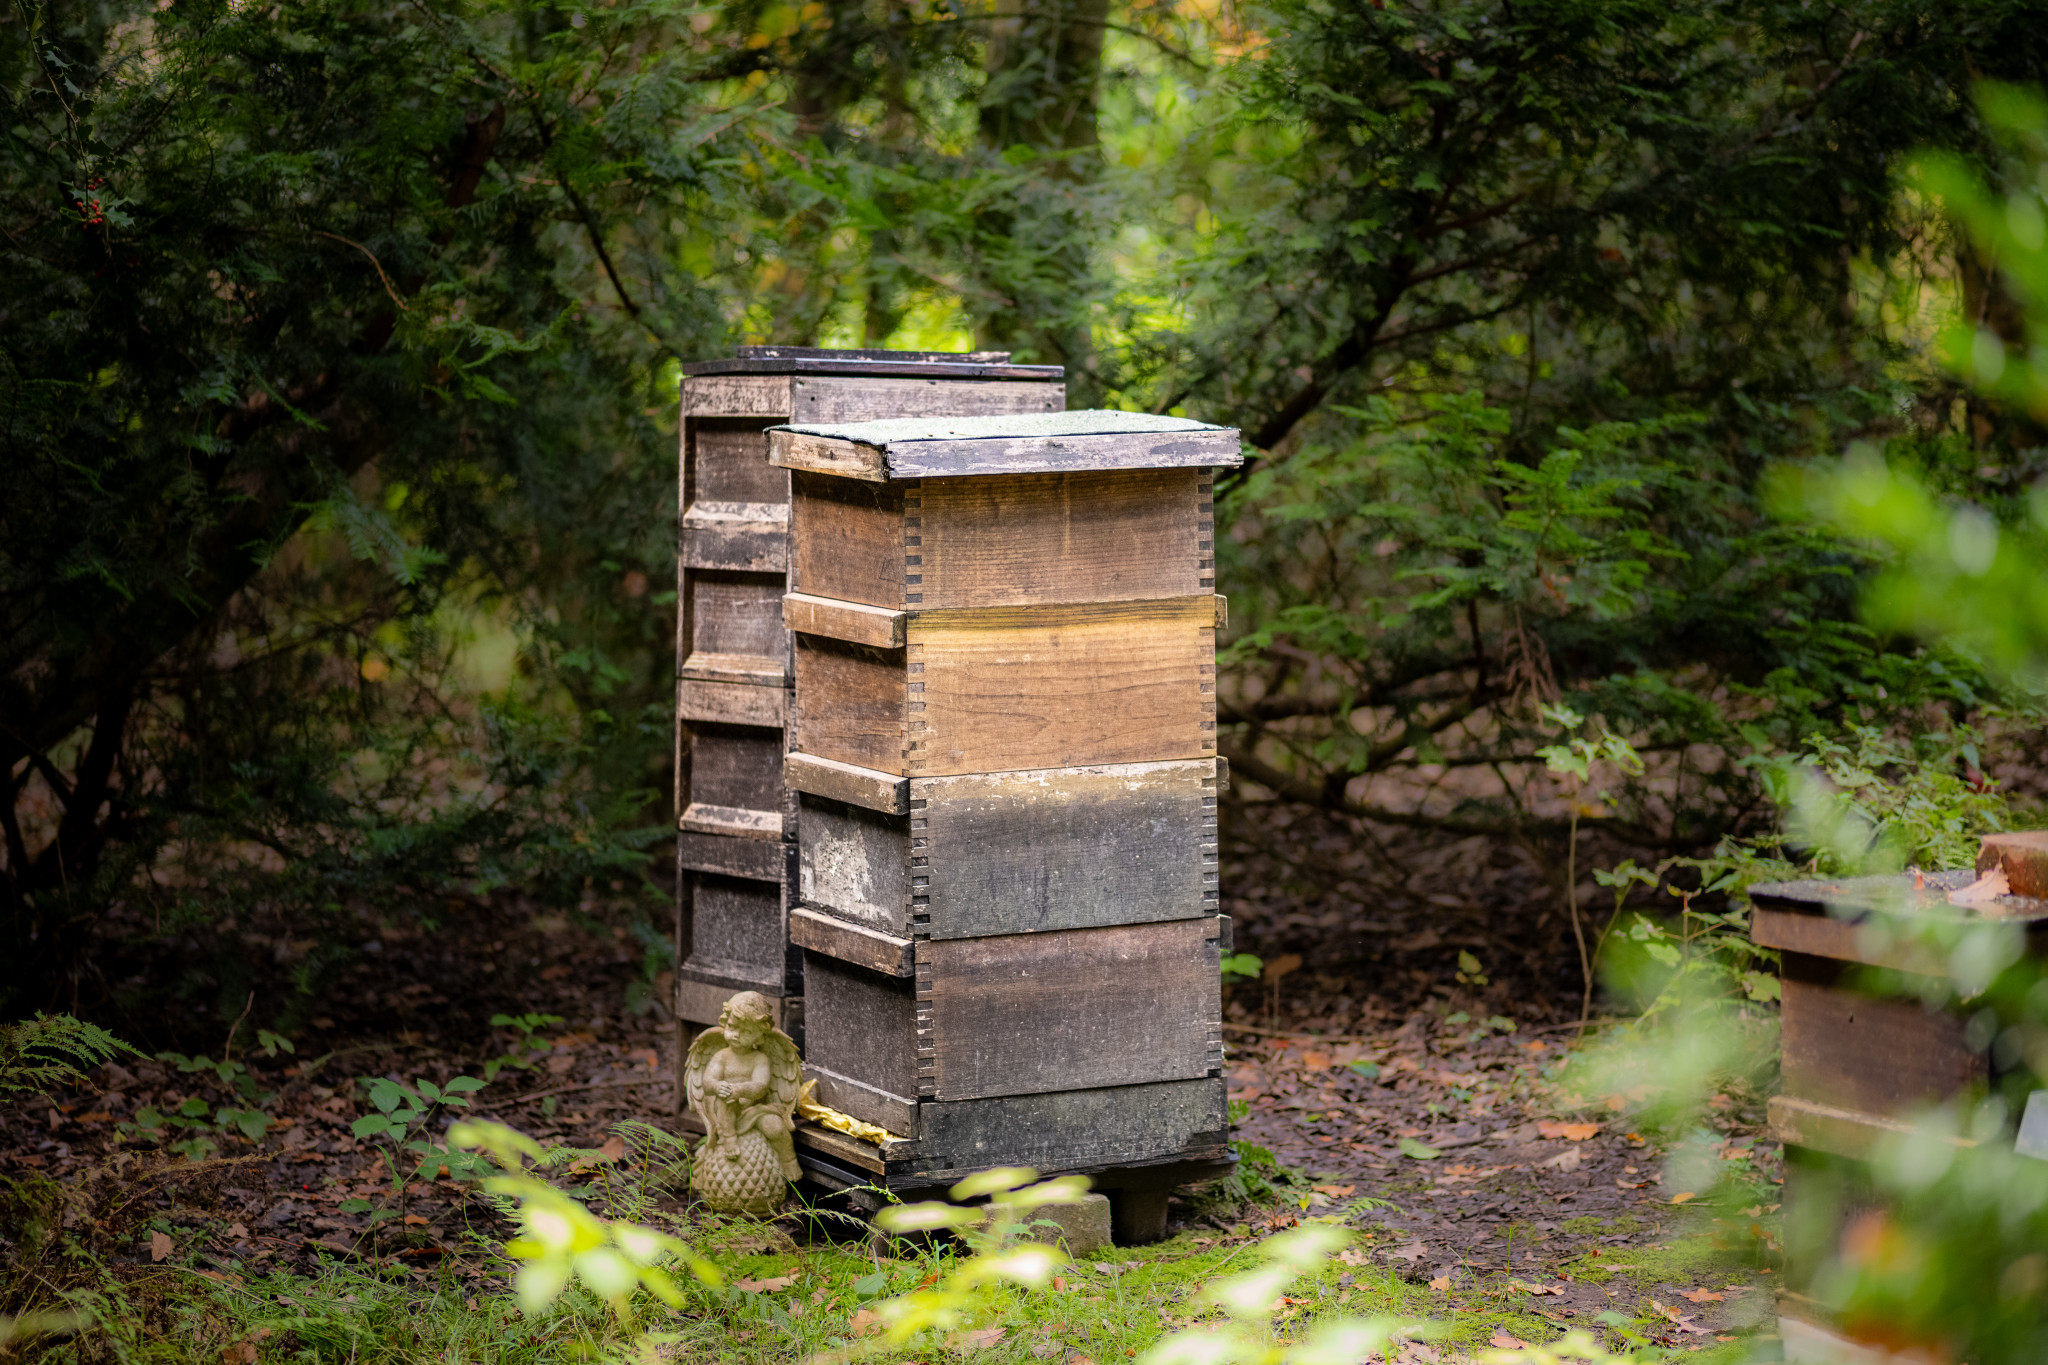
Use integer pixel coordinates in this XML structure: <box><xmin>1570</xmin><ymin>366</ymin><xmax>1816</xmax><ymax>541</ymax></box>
<box><xmin>1106</xmin><ymin>1188</ymin><xmax>1172</xmax><ymax>1246</ymax></box>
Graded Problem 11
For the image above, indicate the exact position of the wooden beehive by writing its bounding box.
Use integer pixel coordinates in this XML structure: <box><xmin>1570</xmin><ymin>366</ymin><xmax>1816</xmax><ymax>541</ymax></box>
<box><xmin>672</xmin><ymin>349</ymin><xmax>1063</xmax><ymax>1042</ymax></box>
<box><xmin>773</xmin><ymin>410</ymin><xmax>1242</xmax><ymax>1235</ymax></box>
<box><xmin>1749</xmin><ymin>871</ymin><xmax>2048</xmax><ymax>1347</ymax></box>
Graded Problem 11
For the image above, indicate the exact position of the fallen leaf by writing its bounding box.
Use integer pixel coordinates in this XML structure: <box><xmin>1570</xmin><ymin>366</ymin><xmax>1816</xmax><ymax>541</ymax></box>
<box><xmin>736</xmin><ymin>1276</ymin><xmax>796</xmax><ymax>1293</ymax></box>
<box><xmin>1541</xmin><ymin>1148</ymin><xmax>1581</xmax><ymax>1172</ymax></box>
<box><xmin>1520</xmin><ymin>1039</ymin><xmax>1548</xmax><ymax>1053</ymax></box>
<box><xmin>1337</xmin><ymin>1249</ymin><xmax>1370</xmax><ymax>1266</ymax></box>
<box><xmin>1676</xmin><ymin>1288</ymin><xmax>1724</xmax><ymax>1303</ymax></box>
<box><xmin>947</xmin><ymin>1327</ymin><xmax>1007</xmax><ymax>1350</ymax></box>
<box><xmin>1538</xmin><ymin>1121</ymin><xmax>1601</xmax><ymax>1141</ymax></box>
<box><xmin>1312</xmin><ymin>1184</ymin><xmax>1355</xmax><ymax>1197</ymax></box>
<box><xmin>597</xmin><ymin>1136</ymin><xmax>628</xmax><ymax>1163</ymax></box>
<box><xmin>150</xmin><ymin>1231</ymin><xmax>174</xmax><ymax>1263</ymax></box>
<box><xmin>849</xmin><ymin>1309</ymin><xmax>882</xmax><ymax>1337</ymax></box>
<box><xmin>1669</xmin><ymin>1191</ymin><xmax>1698</xmax><ymax>1205</ymax></box>
<box><xmin>1428</xmin><ymin>1275</ymin><xmax>1451</xmax><ymax>1291</ymax></box>
<box><xmin>1388</xmin><ymin>1240</ymin><xmax>1428</xmax><ymax>1261</ymax></box>
<box><xmin>226</xmin><ymin>1223</ymin><xmax>249</xmax><ymax>1238</ymax></box>
<box><xmin>1398</xmin><ymin>1137</ymin><xmax>1441</xmax><ymax>1160</ymax></box>
<box><xmin>1266</xmin><ymin>953</ymin><xmax>1304</xmax><ymax>982</ymax></box>
<box><xmin>1300</xmin><ymin>1052</ymin><xmax>1332</xmax><ymax>1071</ymax></box>
<box><xmin>1490</xmin><ymin>1331</ymin><xmax>1528</xmax><ymax>1349</ymax></box>
<box><xmin>1514</xmin><ymin>1282</ymin><xmax>1564</xmax><ymax>1296</ymax></box>
<box><xmin>402</xmin><ymin>1215</ymin><xmax>430</xmax><ymax>1227</ymax></box>
<box><xmin>1603</xmin><ymin>1093</ymin><xmax>1628</xmax><ymax>1112</ymax></box>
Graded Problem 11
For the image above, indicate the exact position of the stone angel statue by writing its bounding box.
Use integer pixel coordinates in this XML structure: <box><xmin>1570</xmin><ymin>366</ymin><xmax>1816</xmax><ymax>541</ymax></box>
<box><xmin>684</xmin><ymin>991</ymin><xmax>803</xmax><ymax>1214</ymax></box>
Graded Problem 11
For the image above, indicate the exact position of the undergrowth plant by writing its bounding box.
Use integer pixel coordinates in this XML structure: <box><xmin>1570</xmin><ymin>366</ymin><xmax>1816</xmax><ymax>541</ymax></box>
<box><xmin>0</xmin><ymin>1015</ymin><xmax>136</xmax><ymax>1096</ymax></box>
<box><xmin>346</xmin><ymin>1074</ymin><xmax>493</xmax><ymax>1224</ymax></box>
<box><xmin>116</xmin><ymin>1030</ymin><xmax>295</xmax><ymax>1161</ymax></box>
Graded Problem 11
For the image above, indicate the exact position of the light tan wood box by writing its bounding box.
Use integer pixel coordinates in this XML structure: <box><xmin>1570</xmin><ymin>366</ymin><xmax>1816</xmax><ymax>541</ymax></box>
<box><xmin>771</xmin><ymin>410</ymin><xmax>1242</xmax><ymax>780</ymax></box>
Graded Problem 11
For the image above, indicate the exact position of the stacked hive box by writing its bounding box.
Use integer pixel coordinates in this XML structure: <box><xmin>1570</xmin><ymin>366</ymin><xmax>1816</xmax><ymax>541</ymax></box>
<box><xmin>1749</xmin><ymin>871</ymin><xmax>2048</xmax><ymax>1356</ymax></box>
<box><xmin>770</xmin><ymin>410</ymin><xmax>1241</xmax><ymax>1239</ymax></box>
<box><xmin>673</xmin><ymin>349</ymin><xmax>1063</xmax><ymax>1042</ymax></box>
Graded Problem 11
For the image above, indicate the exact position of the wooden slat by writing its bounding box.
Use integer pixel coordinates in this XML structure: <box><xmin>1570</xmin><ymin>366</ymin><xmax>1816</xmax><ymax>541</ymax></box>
<box><xmin>785</xmin><ymin>592</ymin><xmax>907</xmax><ymax>648</ymax></box>
<box><xmin>682</xmin><ymin>375</ymin><xmax>792</xmax><ymax>418</ymax></box>
<box><xmin>915</xmin><ymin>470</ymin><xmax>1205</xmax><ymax>609</ymax></box>
<box><xmin>908</xmin><ymin>597</ymin><xmax>1214</xmax><ymax>777</ymax></box>
<box><xmin>682</xmin><ymin>502</ymin><xmax>788</xmax><ymax>573</ymax></box>
<box><xmin>792</xmin><ymin>375</ymin><xmax>1065</xmax><ymax>424</ymax></box>
<box><xmin>678</xmin><ymin>801</ymin><xmax>781</xmax><ymax>842</ymax></box>
<box><xmin>801</xmin><ymin>1063</ymin><xmax>920</xmax><ymax>1141</ymax></box>
<box><xmin>790</xmin><ymin>636</ymin><xmax>906</xmax><ymax>773</ymax></box>
<box><xmin>1767</xmin><ymin>1095</ymin><xmax>1977</xmax><ymax>1163</ymax></box>
<box><xmin>677</xmin><ymin>974</ymin><xmax>797</xmax><ymax>1030</ymax></box>
<box><xmin>790</xmin><ymin>472</ymin><xmax>907</xmax><ymax>609</ymax></box>
<box><xmin>912</xmin><ymin>759</ymin><xmax>1220</xmax><ymax>940</ymax></box>
<box><xmin>791</xmin><ymin>907</ymin><xmax>914</xmax><ymax>976</ymax></box>
<box><xmin>919</xmin><ymin>918</ymin><xmax>1222</xmax><ymax>1102</ymax></box>
<box><xmin>784</xmin><ymin>751</ymin><xmax>909</xmax><ymax>814</ymax></box>
<box><xmin>678</xmin><ymin>652</ymin><xmax>785</xmax><ymax>687</ymax></box>
<box><xmin>889</xmin><ymin>428</ymin><xmax>1240</xmax><ymax>477</ymax></box>
<box><xmin>770</xmin><ymin>430</ymin><xmax>887</xmax><ymax>481</ymax></box>
<box><xmin>790</xmin><ymin>1119</ymin><xmax>898</xmax><ymax>1174</ymax></box>
<box><xmin>1779</xmin><ymin>953</ymin><xmax>1984</xmax><ymax>1119</ymax></box>
<box><xmin>677</xmin><ymin>831</ymin><xmax>785</xmax><ymax>881</ymax></box>
<box><xmin>678</xmin><ymin>679</ymin><xmax>787</xmax><ymax>727</ymax></box>
<box><xmin>1750</xmin><ymin>907</ymin><xmax>1951</xmax><ymax>977</ymax></box>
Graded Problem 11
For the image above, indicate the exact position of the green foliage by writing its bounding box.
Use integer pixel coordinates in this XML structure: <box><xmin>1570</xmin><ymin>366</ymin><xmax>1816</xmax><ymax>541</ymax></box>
<box><xmin>347</xmin><ymin>1074</ymin><xmax>493</xmax><ymax>1206</ymax></box>
<box><xmin>484</xmin><ymin>1012</ymin><xmax>565</xmax><ymax>1081</ymax></box>
<box><xmin>0</xmin><ymin>1013</ymin><xmax>136</xmax><ymax>1096</ymax></box>
<box><xmin>450</xmin><ymin>1119</ymin><xmax>719</xmax><ymax>1314</ymax></box>
<box><xmin>118</xmin><ymin>1044</ymin><xmax>289</xmax><ymax>1160</ymax></box>
<box><xmin>1219</xmin><ymin>952</ymin><xmax>1264</xmax><ymax>983</ymax></box>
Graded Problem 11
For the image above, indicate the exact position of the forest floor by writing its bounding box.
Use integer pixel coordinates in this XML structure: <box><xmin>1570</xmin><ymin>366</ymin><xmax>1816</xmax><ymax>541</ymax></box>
<box><xmin>0</xmin><ymin>806</ymin><xmax>1781</xmax><ymax>1361</ymax></box>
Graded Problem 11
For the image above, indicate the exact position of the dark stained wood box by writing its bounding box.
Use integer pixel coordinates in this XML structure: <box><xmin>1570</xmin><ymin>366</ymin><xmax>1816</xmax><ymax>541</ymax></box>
<box><xmin>672</xmin><ymin>350</ymin><xmax>1064</xmax><ymax>1035</ymax></box>
<box><xmin>1749</xmin><ymin>870</ymin><xmax>2048</xmax><ymax>1339</ymax></box>
<box><xmin>787</xmin><ymin>753</ymin><xmax>1223</xmax><ymax>941</ymax></box>
<box><xmin>776</xmin><ymin>410</ymin><xmax>1243</xmax><ymax>1216</ymax></box>
<box><xmin>1748</xmin><ymin>871</ymin><xmax>2048</xmax><ymax>1159</ymax></box>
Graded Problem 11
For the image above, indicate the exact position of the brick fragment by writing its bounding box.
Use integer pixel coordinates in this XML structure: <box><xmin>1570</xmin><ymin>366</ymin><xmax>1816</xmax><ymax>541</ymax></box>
<box><xmin>1975</xmin><ymin>831</ymin><xmax>2048</xmax><ymax>899</ymax></box>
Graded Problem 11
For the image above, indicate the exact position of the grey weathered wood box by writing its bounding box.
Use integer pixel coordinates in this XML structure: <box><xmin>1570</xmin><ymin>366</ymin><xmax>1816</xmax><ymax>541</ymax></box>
<box><xmin>775</xmin><ymin>410</ymin><xmax>1243</xmax><ymax>1229</ymax></box>
<box><xmin>672</xmin><ymin>349</ymin><xmax>1062</xmax><ymax>1039</ymax></box>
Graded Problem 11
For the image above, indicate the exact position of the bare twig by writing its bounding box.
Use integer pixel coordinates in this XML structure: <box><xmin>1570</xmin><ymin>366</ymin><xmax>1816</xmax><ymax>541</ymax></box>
<box><xmin>312</xmin><ymin>232</ymin><xmax>409</xmax><ymax>311</ymax></box>
<box><xmin>495</xmin><ymin>1074</ymin><xmax>667</xmax><ymax>1108</ymax></box>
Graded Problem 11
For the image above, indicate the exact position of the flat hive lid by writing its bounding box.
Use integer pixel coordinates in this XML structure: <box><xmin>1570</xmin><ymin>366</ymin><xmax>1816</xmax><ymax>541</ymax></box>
<box><xmin>680</xmin><ymin>346</ymin><xmax>1062</xmax><ymax>382</ymax></box>
<box><xmin>1749</xmin><ymin>870</ymin><xmax>2048</xmax><ymax>926</ymax></box>
<box><xmin>768</xmin><ymin>409</ymin><xmax>1242</xmax><ymax>481</ymax></box>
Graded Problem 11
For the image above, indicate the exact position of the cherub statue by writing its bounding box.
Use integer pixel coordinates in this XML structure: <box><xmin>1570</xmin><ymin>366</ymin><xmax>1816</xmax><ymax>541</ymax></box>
<box><xmin>683</xmin><ymin>991</ymin><xmax>803</xmax><ymax>1214</ymax></box>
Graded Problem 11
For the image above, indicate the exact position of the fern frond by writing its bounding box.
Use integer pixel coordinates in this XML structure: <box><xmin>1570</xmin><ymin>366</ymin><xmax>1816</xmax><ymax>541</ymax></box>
<box><xmin>0</xmin><ymin>1015</ymin><xmax>141</xmax><ymax>1096</ymax></box>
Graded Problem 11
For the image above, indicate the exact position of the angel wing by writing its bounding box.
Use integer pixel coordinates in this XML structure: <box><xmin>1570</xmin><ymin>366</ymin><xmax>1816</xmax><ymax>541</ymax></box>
<box><xmin>761</xmin><ymin>1029</ymin><xmax>803</xmax><ymax>1113</ymax></box>
<box><xmin>683</xmin><ymin>1026</ymin><xmax>727</xmax><ymax>1117</ymax></box>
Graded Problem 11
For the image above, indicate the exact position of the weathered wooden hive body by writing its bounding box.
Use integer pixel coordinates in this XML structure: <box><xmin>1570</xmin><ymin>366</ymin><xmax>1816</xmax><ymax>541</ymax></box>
<box><xmin>1749</xmin><ymin>871</ymin><xmax>2048</xmax><ymax>1353</ymax></box>
<box><xmin>772</xmin><ymin>410</ymin><xmax>1242</xmax><ymax>1234</ymax></box>
<box><xmin>672</xmin><ymin>349</ymin><xmax>1063</xmax><ymax>1039</ymax></box>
